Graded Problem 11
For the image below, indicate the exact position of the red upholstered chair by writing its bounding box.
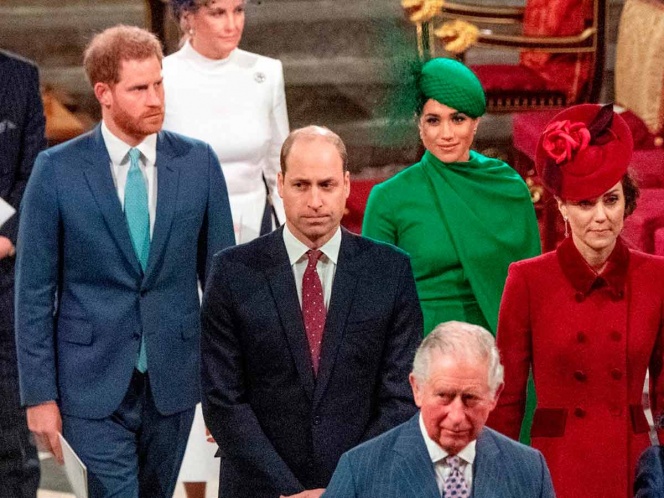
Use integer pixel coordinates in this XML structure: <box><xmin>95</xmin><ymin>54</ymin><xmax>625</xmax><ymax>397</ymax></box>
<box><xmin>439</xmin><ymin>0</ymin><xmax>606</xmax><ymax>112</ymax></box>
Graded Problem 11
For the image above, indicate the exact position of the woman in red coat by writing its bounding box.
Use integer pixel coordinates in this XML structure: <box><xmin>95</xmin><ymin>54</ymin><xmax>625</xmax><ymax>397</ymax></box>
<box><xmin>488</xmin><ymin>104</ymin><xmax>664</xmax><ymax>498</ymax></box>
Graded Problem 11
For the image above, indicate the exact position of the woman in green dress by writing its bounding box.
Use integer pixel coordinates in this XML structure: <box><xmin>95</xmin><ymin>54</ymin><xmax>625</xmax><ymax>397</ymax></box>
<box><xmin>363</xmin><ymin>57</ymin><xmax>541</xmax><ymax>337</ymax></box>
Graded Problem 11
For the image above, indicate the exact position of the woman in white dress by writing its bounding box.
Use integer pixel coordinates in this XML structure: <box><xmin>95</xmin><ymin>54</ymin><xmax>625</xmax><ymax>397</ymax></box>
<box><xmin>164</xmin><ymin>0</ymin><xmax>289</xmax><ymax>245</ymax></box>
<box><xmin>162</xmin><ymin>1</ymin><xmax>289</xmax><ymax>496</ymax></box>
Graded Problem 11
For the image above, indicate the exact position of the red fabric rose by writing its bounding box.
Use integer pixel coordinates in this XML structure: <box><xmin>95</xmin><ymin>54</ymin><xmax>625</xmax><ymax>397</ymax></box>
<box><xmin>542</xmin><ymin>119</ymin><xmax>591</xmax><ymax>164</ymax></box>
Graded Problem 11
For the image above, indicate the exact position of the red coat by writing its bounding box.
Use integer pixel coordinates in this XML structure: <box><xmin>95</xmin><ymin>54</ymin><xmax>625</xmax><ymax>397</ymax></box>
<box><xmin>488</xmin><ymin>237</ymin><xmax>664</xmax><ymax>498</ymax></box>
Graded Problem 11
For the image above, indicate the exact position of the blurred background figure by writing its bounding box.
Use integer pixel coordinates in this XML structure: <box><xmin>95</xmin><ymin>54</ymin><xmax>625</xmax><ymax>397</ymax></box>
<box><xmin>489</xmin><ymin>104</ymin><xmax>664</xmax><ymax>498</ymax></box>
<box><xmin>0</xmin><ymin>49</ymin><xmax>46</xmax><ymax>498</ymax></box>
<box><xmin>162</xmin><ymin>1</ymin><xmax>289</xmax><ymax>496</ymax></box>
<box><xmin>362</xmin><ymin>57</ymin><xmax>540</xmax><ymax>337</ymax></box>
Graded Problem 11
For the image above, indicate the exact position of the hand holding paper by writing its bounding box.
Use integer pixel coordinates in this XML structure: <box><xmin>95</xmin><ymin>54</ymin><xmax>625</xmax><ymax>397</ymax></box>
<box><xmin>0</xmin><ymin>197</ymin><xmax>16</xmax><ymax>229</ymax></box>
<box><xmin>26</xmin><ymin>400</ymin><xmax>63</xmax><ymax>464</ymax></box>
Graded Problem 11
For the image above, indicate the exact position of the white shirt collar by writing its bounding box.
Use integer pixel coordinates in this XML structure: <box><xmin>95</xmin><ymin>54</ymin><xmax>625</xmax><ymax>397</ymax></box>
<box><xmin>101</xmin><ymin>121</ymin><xmax>157</xmax><ymax>166</ymax></box>
<box><xmin>418</xmin><ymin>412</ymin><xmax>477</xmax><ymax>466</ymax></box>
<box><xmin>282</xmin><ymin>225</ymin><xmax>342</xmax><ymax>266</ymax></box>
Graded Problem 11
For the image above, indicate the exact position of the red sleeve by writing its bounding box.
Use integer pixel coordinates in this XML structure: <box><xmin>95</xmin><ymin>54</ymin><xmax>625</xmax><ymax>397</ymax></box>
<box><xmin>488</xmin><ymin>262</ymin><xmax>533</xmax><ymax>440</ymax></box>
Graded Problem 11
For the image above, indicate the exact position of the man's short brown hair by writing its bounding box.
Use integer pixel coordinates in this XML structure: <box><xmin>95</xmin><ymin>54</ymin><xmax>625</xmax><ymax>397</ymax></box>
<box><xmin>280</xmin><ymin>126</ymin><xmax>348</xmax><ymax>174</ymax></box>
<box><xmin>83</xmin><ymin>25</ymin><xmax>163</xmax><ymax>86</ymax></box>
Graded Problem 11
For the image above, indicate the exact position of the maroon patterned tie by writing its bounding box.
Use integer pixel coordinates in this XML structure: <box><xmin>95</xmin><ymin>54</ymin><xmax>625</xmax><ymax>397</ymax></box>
<box><xmin>302</xmin><ymin>249</ymin><xmax>326</xmax><ymax>374</ymax></box>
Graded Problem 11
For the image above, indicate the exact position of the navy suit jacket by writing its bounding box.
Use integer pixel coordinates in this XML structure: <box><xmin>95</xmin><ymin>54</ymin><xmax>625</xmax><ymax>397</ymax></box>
<box><xmin>0</xmin><ymin>50</ymin><xmax>46</xmax><ymax>331</ymax></box>
<box><xmin>324</xmin><ymin>413</ymin><xmax>556</xmax><ymax>498</ymax></box>
<box><xmin>201</xmin><ymin>228</ymin><xmax>423</xmax><ymax>497</ymax></box>
<box><xmin>635</xmin><ymin>446</ymin><xmax>664</xmax><ymax>498</ymax></box>
<box><xmin>15</xmin><ymin>125</ymin><xmax>234</xmax><ymax>418</ymax></box>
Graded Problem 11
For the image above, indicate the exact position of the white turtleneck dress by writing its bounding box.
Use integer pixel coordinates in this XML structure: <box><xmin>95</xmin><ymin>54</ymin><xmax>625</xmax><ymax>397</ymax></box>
<box><xmin>163</xmin><ymin>41</ymin><xmax>289</xmax><ymax>244</ymax></box>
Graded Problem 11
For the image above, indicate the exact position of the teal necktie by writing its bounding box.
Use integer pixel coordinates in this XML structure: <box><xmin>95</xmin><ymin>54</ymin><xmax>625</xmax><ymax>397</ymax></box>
<box><xmin>125</xmin><ymin>147</ymin><xmax>150</xmax><ymax>372</ymax></box>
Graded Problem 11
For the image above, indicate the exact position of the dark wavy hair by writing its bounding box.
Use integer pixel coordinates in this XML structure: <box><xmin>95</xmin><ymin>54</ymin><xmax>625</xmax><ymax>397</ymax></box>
<box><xmin>170</xmin><ymin>0</ymin><xmax>204</xmax><ymax>20</ymax></box>
<box><xmin>622</xmin><ymin>171</ymin><xmax>640</xmax><ymax>217</ymax></box>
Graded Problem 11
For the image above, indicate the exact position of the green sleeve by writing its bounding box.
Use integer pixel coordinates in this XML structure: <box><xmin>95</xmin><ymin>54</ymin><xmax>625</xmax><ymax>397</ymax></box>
<box><xmin>362</xmin><ymin>183</ymin><xmax>397</xmax><ymax>245</ymax></box>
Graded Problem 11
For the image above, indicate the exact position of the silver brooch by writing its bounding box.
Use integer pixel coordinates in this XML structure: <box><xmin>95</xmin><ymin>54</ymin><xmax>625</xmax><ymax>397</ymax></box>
<box><xmin>254</xmin><ymin>72</ymin><xmax>266</xmax><ymax>83</ymax></box>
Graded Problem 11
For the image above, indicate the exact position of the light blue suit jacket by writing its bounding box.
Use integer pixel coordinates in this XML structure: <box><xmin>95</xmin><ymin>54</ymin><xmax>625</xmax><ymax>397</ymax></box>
<box><xmin>323</xmin><ymin>413</ymin><xmax>556</xmax><ymax>497</ymax></box>
<box><xmin>15</xmin><ymin>125</ymin><xmax>234</xmax><ymax>419</ymax></box>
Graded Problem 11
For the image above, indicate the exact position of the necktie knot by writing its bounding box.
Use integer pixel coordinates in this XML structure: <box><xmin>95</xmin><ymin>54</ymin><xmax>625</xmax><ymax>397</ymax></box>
<box><xmin>306</xmin><ymin>249</ymin><xmax>323</xmax><ymax>267</ymax></box>
<box><xmin>443</xmin><ymin>455</ymin><xmax>469</xmax><ymax>497</ymax></box>
<box><xmin>128</xmin><ymin>147</ymin><xmax>141</xmax><ymax>166</ymax></box>
<box><xmin>446</xmin><ymin>455</ymin><xmax>464</xmax><ymax>470</ymax></box>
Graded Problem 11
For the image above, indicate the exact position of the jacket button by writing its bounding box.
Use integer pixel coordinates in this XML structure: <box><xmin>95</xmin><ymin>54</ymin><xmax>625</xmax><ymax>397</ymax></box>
<box><xmin>614</xmin><ymin>290</ymin><xmax>624</xmax><ymax>300</ymax></box>
<box><xmin>610</xmin><ymin>406</ymin><xmax>623</xmax><ymax>417</ymax></box>
<box><xmin>140</xmin><ymin>290</ymin><xmax>147</xmax><ymax>297</ymax></box>
<box><xmin>575</xmin><ymin>292</ymin><xmax>585</xmax><ymax>303</ymax></box>
<box><xmin>313</xmin><ymin>416</ymin><xmax>321</xmax><ymax>426</ymax></box>
<box><xmin>610</xmin><ymin>331</ymin><xmax>622</xmax><ymax>341</ymax></box>
<box><xmin>574</xmin><ymin>407</ymin><xmax>586</xmax><ymax>418</ymax></box>
<box><xmin>573</xmin><ymin>370</ymin><xmax>587</xmax><ymax>381</ymax></box>
<box><xmin>611</xmin><ymin>368</ymin><xmax>623</xmax><ymax>380</ymax></box>
<box><xmin>577</xmin><ymin>332</ymin><xmax>586</xmax><ymax>343</ymax></box>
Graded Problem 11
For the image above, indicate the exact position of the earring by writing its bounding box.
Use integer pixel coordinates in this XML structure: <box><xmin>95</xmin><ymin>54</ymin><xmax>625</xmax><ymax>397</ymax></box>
<box><xmin>188</xmin><ymin>28</ymin><xmax>195</xmax><ymax>37</ymax></box>
<box><xmin>563</xmin><ymin>216</ymin><xmax>569</xmax><ymax>238</ymax></box>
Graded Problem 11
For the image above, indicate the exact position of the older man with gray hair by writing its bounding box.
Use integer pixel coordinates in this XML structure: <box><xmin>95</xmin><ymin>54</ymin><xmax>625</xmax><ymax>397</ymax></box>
<box><xmin>323</xmin><ymin>321</ymin><xmax>556</xmax><ymax>498</ymax></box>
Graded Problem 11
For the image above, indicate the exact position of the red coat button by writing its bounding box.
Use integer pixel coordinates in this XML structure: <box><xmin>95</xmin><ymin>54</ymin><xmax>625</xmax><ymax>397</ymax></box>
<box><xmin>577</xmin><ymin>332</ymin><xmax>587</xmax><ymax>343</ymax></box>
<box><xmin>574</xmin><ymin>407</ymin><xmax>586</xmax><ymax>418</ymax></box>
<box><xmin>573</xmin><ymin>370</ymin><xmax>587</xmax><ymax>381</ymax></box>
<box><xmin>575</xmin><ymin>292</ymin><xmax>585</xmax><ymax>302</ymax></box>
<box><xmin>610</xmin><ymin>331</ymin><xmax>622</xmax><ymax>341</ymax></box>
<box><xmin>611</xmin><ymin>368</ymin><xmax>623</xmax><ymax>380</ymax></box>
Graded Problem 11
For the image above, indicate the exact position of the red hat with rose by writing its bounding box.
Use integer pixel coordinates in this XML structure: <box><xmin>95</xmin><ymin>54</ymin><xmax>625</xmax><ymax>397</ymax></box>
<box><xmin>535</xmin><ymin>104</ymin><xmax>634</xmax><ymax>201</ymax></box>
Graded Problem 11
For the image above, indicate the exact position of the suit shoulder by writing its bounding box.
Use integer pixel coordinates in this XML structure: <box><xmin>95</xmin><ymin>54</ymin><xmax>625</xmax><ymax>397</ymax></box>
<box><xmin>0</xmin><ymin>50</ymin><xmax>39</xmax><ymax>73</ymax></box>
<box><xmin>483</xmin><ymin>427</ymin><xmax>545</xmax><ymax>462</ymax></box>
<box><xmin>342</xmin><ymin>419</ymin><xmax>406</xmax><ymax>462</ymax></box>
<box><xmin>159</xmin><ymin>130</ymin><xmax>211</xmax><ymax>154</ymax></box>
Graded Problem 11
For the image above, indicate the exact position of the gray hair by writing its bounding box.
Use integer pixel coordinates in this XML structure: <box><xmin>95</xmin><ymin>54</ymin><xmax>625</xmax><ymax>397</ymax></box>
<box><xmin>280</xmin><ymin>125</ymin><xmax>348</xmax><ymax>174</ymax></box>
<box><xmin>412</xmin><ymin>321</ymin><xmax>504</xmax><ymax>396</ymax></box>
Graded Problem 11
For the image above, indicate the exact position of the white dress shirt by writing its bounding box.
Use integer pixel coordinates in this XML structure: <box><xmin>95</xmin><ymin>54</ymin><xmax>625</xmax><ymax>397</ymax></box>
<box><xmin>282</xmin><ymin>225</ymin><xmax>341</xmax><ymax>309</ymax></box>
<box><xmin>419</xmin><ymin>413</ymin><xmax>476</xmax><ymax>495</ymax></box>
<box><xmin>101</xmin><ymin>122</ymin><xmax>158</xmax><ymax>237</ymax></box>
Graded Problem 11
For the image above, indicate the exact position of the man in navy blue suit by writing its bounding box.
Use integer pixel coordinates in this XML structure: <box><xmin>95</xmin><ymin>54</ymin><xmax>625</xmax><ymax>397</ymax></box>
<box><xmin>15</xmin><ymin>25</ymin><xmax>234</xmax><ymax>498</ymax></box>
<box><xmin>201</xmin><ymin>126</ymin><xmax>423</xmax><ymax>498</ymax></box>
<box><xmin>324</xmin><ymin>321</ymin><xmax>556</xmax><ymax>498</ymax></box>
<box><xmin>0</xmin><ymin>49</ymin><xmax>46</xmax><ymax>498</ymax></box>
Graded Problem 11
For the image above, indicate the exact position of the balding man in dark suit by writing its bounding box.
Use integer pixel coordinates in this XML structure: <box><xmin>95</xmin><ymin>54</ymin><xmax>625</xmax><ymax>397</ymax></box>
<box><xmin>201</xmin><ymin>126</ymin><xmax>423</xmax><ymax>498</ymax></box>
<box><xmin>0</xmin><ymin>49</ymin><xmax>46</xmax><ymax>498</ymax></box>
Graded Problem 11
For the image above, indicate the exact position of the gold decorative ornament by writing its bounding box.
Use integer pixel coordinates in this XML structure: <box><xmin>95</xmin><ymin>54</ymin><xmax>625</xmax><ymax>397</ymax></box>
<box><xmin>434</xmin><ymin>19</ymin><xmax>480</xmax><ymax>55</ymax></box>
<box><xmin>401</xmin><ymin>0</ymin><xmax>444</xmax><ymax>58</ymax></box>
<box><xmin>401</xmin><ymin>0</ymin><xmax>444</xmax><ymax>23</ymax></box>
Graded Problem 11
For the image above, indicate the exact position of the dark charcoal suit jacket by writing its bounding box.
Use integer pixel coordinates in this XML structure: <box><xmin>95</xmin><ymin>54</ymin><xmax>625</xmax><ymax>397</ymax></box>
<box><xmin>324</xmin><ymin>413</ymin><xmax>556</xmax><ymax>498</ymax></box>
<box><xmin>201</xmin><ymin>227</ymin><xmax>423</xmax><ymax>497</ymax></box>
<box><xmin>0</xmin><ymin>50</ymin><xmax>46</xmax><ymax>331</ymax></box>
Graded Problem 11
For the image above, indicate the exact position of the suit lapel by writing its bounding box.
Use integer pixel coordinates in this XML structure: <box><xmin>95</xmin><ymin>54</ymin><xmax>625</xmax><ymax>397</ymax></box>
<box><xmin>472</xmin><ymin>428</ymin><xmax>506</xmax><ymax>497</ymax></box>
<box><xmin>264</xmin><ymin>230</ymin><xmax>315</xmax><ymax>401</ymax></box>
<box><xmin>143</xmin><ymin>131</ymin><xmax>180</xmax><ymax>284</ymax></box>
<box><xmin>393</xmin><ymin>415</ymin><xmax>441</xmax><ymax>497</ymax></box>
<box><xmin>82</xmin><ymin>126</ymin><xmax>142</xmax><ymax>276</ymax></box>
<box><xmin>313</xmin><ymin>230</ymin><xmax>359</xmax><ymax>407</ymax></box>
<box><xmin>0</xmin><ymin>56</ymin><xmax>10</xmax><ymax>113</ymax></box>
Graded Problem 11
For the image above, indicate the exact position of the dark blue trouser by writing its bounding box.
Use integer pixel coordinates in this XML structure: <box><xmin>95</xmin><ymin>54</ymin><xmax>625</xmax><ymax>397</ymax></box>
<box><xmin>0</xmin><ymin>332</ymin><xmax>40</xmax><ymax>498</ymax></box>
<box><xmin>62</xmin><ymin>370</ymin><xmax>194</xmax><ymax>498</ymax></box>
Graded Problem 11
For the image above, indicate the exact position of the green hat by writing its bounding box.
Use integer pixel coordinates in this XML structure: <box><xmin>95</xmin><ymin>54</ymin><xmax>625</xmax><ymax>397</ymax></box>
<box><xmin>419</xmin><ymin>58</ymin><xmax>486</xmax><ymax>118</ymax></box>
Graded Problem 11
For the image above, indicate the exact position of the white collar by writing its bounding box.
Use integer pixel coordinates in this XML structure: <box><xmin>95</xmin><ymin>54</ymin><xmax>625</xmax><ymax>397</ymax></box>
<box><xmin>101</xmin><ymin>121</ymin><xmax>157</xmax><ymax>166</ymax></box>
<box><xmin>418</xmin><ymin>412</ymin><xmax>477</xmax><ymax>466</ymax></box>
<box><xmin>282</xmin><ymin>225</ymin><xmax>342</xmax><ymax>266</ymax></box>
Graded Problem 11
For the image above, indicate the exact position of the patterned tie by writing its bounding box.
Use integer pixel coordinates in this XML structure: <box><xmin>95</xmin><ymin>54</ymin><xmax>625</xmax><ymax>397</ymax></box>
<box><xmin>443</xmin><ymin>455</ymin><xmax>470</xmax><ymax>497</ymax></box>
<box><xmin>125</xmin><ymin>147</ymin><xmax>150</xmax><ymax>372</ymax></box>
<box><xmin>302</xmin><ymin>250</ymin><xmax>326</xmax><ymax>374</ymax></box>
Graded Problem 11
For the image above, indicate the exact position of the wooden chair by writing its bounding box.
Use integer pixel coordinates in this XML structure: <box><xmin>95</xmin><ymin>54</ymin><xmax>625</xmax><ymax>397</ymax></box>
<box><xmin>436</xmin><ymin>0</ymin><xmax>607</xmax><ymax>112</ymax></box>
